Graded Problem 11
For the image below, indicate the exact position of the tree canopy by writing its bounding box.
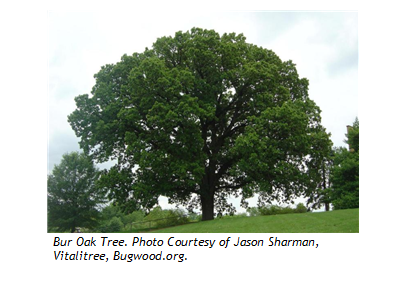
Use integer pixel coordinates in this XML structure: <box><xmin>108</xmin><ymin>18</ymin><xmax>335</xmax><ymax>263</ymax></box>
<box><xmin>47</xmin><ymin>152</ymin><xmax>105</xmax><ymax>232</ymax></box>
<box><xmin>68</xmin><ymin>28</ymin><xmax>332</xmax><ymax>220</ymax></box>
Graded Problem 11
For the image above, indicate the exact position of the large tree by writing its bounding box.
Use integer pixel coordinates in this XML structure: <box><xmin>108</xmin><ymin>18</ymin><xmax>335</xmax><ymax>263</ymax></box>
<box><xmin>47</xmin><ymin>152</ymin><xmax>105</xmax><ymax>232</ymax></box>
<box><xmin>68</xmin><ymin>28</ymin><xmax>331</xmax><ymax>220</ymax></box>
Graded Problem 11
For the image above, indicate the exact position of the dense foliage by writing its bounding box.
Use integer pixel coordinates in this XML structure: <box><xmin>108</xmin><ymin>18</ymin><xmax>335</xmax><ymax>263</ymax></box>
<box><xmin>68</xmin><ymin>28</ymin><xmax>332</xmax><ymax>220</ymax></box>
<box><xmin>47</xmin><ymin>152</ymin><xmax>105</xmax><ymax>232</ymax></box>
<box><xmin>144</xmin><ymin>206</ymin><xmax>189</xmax><ymax>228</ymax></box>
<box><xmin>95</xmin><ymin>204</ymin><xmax>188</xmax><ymax>232</ymax></box>
<box><xmin>96</xmin><ymin>203</ymin><xmax>144</xmax><ymax>232</ymax></box>
<box><xmin>247</xmin><ymin>203</ymin><xmax>307</xmax><ymax>216</ymax></box>
<box><xmin>329</xmin><ymin>119</ymin><xmax>359</xmax><ymax>209</ymax></box>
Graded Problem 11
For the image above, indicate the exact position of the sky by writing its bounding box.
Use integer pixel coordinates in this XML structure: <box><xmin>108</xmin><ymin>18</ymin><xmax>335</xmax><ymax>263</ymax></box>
<box><xmin>48</xmin><ymin>11</ymin><xmax>358</xmax><ymax>212</ymax></box>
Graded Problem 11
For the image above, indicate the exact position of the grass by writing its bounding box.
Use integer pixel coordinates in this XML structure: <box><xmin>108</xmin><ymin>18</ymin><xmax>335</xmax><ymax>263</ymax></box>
<box><xmin>149</xmin><ymin>208</ymin><xmax>359</xmax><ymax>233</ymax></box>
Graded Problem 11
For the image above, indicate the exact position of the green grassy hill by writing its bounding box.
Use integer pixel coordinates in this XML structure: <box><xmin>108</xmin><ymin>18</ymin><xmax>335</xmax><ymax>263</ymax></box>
<box><xmin>150</xmin><ymin>208</ymin><xmax>359</xmax><ymax>233</ymax></box>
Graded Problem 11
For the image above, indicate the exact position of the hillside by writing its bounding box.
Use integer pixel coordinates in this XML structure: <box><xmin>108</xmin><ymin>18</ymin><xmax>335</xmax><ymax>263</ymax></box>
<box><xmin>150</xmin><ymin>208</ymin><xmax>359</xmax><ymax>233</ymax></box>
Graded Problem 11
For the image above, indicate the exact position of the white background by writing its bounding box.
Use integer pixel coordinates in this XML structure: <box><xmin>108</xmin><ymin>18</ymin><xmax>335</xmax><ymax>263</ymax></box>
<box><xmin>1</xmin><ymin>1</ymin><xmax>410</xmax><ymax>294</ymax></box>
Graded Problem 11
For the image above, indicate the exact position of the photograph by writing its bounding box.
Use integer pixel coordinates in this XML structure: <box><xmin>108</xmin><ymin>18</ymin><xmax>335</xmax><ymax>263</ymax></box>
<box><xmin>48</xmin><ymin>11</ymin><xmax>358</xmax><ymax>233</ymax></box>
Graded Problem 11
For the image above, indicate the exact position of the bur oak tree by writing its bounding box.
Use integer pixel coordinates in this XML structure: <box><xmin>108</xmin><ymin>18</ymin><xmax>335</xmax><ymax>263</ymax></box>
<box><xmin>68</xmin><ymin>28</ymin><xmax>332</xmax><ymax>220</ymax></box>
<box><xmin>47</xmin><ymin>152</ymin><xmax>105</xmax><ymax>232</ymax></box>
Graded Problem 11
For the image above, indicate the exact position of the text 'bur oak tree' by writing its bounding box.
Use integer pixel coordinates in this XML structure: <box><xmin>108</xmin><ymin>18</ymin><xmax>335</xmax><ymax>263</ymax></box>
<box><xmin>68</xmin><ymin>28</ymin><xmax>332</xmax><ymax>221</ymax></box>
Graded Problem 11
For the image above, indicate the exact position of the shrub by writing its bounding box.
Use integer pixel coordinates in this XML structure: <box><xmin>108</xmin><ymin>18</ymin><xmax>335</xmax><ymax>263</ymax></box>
<box><xmin>294</xmin><ymin>203</ymin><xmax>308</xmax><ymax>213</ymax></box>
<box><xmin>256</xmin><ymin>204</ymin><xmax>306</xmax><ymax>216</ymax></box>
<box><xmin>122</xmin><ymin>210</ymin><xmax>145</xmax><ymax>229</ymax></box>
<box><xmin>188</xmin><ymin>212</ymin><xmax>201</xmax><ymax>222</ymax></box>
<box><xmin>332</xmin><ymin>193</ymin><xmax>359</xmax><ymax>210</ymax></box>
<box><xmin>247</xmin><ymin>207</ymin><xmax>260</xmax><ymax>217</ymax></box>
<box><xmin>166</xmin><ymin>209</ymin><xmax>189</xmax><ymax>226</ymax></box>
<box><xmin>100</xmin><ymin>204</ymin><xmax>125</xmax><ymax>221</ymax></box>
<box><xmin>277</xmin><ymin>206</ymin><xmax>295</xmax><ymax>215</ymax></box>
<box><xmin>100</xmin><ymin>217</ymin><xmax>124</xmax><ymax>233</ymax></box>
<box><xmin>145</xmin><ymin>207</ymin><xmax>189</xmax><ymax>228</ymax></box>
<box><xmin>259</xmin><ymin>205</ymin><xmax>284</xmax><ymax>215</ymax></box>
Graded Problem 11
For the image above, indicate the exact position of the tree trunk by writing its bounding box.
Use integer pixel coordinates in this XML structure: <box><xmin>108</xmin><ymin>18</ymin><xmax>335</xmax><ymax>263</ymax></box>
<box><xmin>200</xmin><ymin>194</ymin><xmax>215</xmax><ymax>221</ymax></box>
<box><xmin>200</xmin><ymin>173</ymin><xmax>215</xmax><ymax>221</ymax></box>
<box><xmin>200</xmin><ymin>156</ymin><xmax>217</xmax><ymax>221</ymax></box>
<box><xmin>322</xmin><ymin>163</ymin><xmax>330</xmax><ymax>212</ymax></box>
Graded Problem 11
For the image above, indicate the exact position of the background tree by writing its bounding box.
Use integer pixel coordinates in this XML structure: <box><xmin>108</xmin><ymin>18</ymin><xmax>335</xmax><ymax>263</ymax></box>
<box><xmin>68</xmin><ymin>28</ymin><xmax>332</xmax><ymax>220</ymax></box>
<box><xmin>347</xmin><ymin>117</ymin><xmax>359</xmax><ymax>152</ymax></box>
<box><xmin>97</xmin><ymin>203</ymin><xmax>145</xmax><ymax>232</ymax></box>
<box><xmin>306</xmin><ymin>149</ymin><xmax>334</xmax><ymax>211</ymax></box>
<box><xmin>47</xmin><ymin>152</ymin><xmax>106</xmax><ymax>232</ymax></box>
<box><xmin>329</xmin><ymin>119</ymin><xmax>359</xmax><ymax>209</ymax></box>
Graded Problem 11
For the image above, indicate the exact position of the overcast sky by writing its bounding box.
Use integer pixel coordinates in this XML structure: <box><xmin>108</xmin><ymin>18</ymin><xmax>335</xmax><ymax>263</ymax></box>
<box><xmin>48</xmin><ymin>11</ymin><xmax>358</xmax><ymax>212</ymax></box>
